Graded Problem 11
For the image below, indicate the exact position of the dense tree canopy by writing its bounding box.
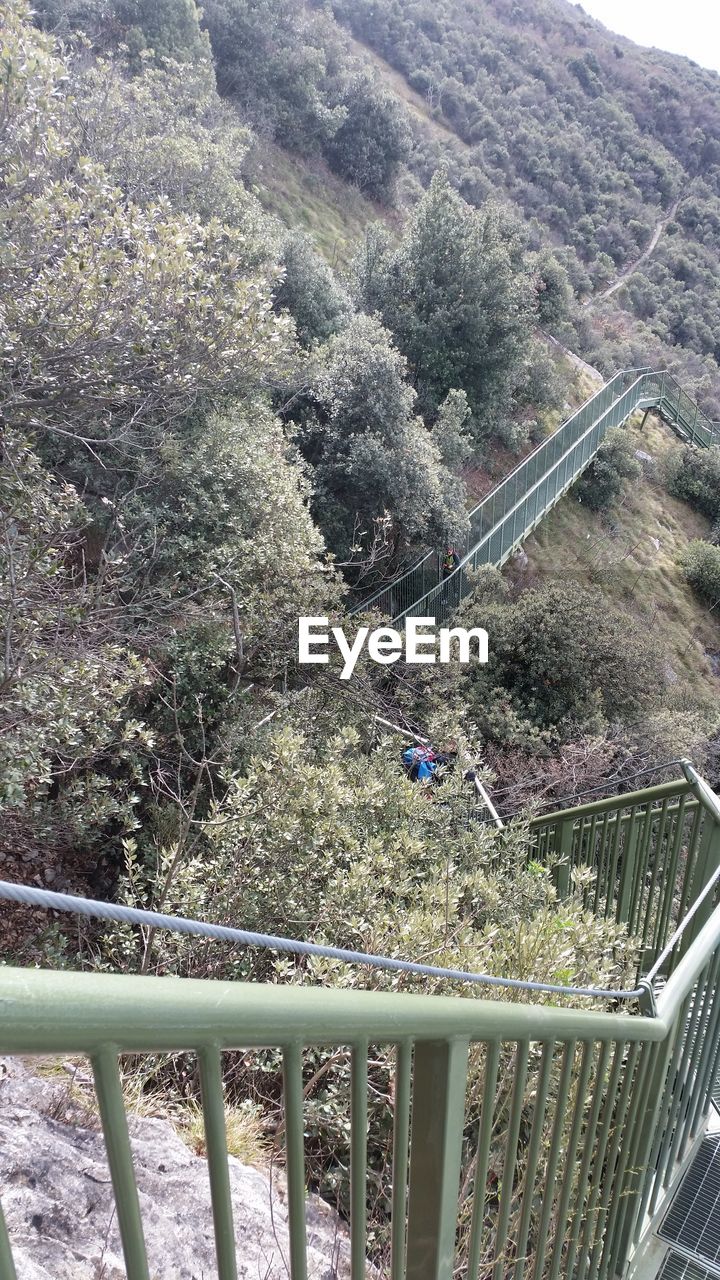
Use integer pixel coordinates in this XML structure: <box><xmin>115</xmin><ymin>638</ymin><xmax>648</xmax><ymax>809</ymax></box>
<box><xmin>354</xmin><ymin>175</ymin><xmax>555</xmax><ymax>439</ymax></box>
<box><xmin>297</xmin><ymin>314</ymin><xmax>469</xmax><ymax>563</ymax></box>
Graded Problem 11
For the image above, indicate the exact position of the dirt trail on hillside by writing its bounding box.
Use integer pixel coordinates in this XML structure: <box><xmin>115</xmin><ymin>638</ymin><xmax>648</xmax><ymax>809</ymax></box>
<box><xmin>544</xmin><ymin>331</ymin><xmax>604</xmax><ymax>384</ymax></box>
<box><xmin>587</xmin><ymin>197</ymin><xmax>680</xmax><ymax>306</ymax></box>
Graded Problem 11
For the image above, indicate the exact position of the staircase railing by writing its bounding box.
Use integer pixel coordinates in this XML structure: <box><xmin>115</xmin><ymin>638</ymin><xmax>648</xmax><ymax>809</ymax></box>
<box><xmin>354</xmin><ymin>369</ymin><xmax>719</xmax><ymax>625</ymax></box>
<box><xmin>529</xmin><ymin>768</ymin><xmax>720</xmax><ymax>978</ymax></box>
<box><xmin>1</xmin><ymin>766</ymin><xmax>720</xmax><ymax>1280</ymax></box>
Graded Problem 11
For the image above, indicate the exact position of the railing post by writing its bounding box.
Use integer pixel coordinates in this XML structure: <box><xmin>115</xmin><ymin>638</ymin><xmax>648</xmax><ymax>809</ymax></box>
<box><xmin>554</xmin><ymin>819</ymin><xmax>573</xmax><ymax>899</ymax></box>
<box><xmin>617</xmin><ymin>811</ymin><xmax>641</xmax><ymax>927</ymax></box>
<box><xmin>679</xmin><ymin>819</ymin><xmax>720</xmax><ymax>959</ymax></box>
<box><xmin>406</xmin><ymin>1039</ymin><xmax>469</xmax><ymax>1280</ymax></box>
<box><xmin>0</xmin><ymin>1200</ymin><xmax>17</xmax><ymax>1280</ymax></box>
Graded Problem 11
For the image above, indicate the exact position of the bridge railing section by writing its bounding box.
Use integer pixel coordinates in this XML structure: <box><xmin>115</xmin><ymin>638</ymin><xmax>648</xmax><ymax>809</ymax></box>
<box><xmin>353</xmin><ymin>370</ymin><xmax>657</xmax><ymax>622</ymax></box>
<box><xmin>1</xmin><ymin>775</ymin><xmax>720</xmax><ymax>1280</ymax></box>
<box><xmin>530</xmin><ymin>771</ymin><xmax>720</xmax><ymax>977</ymax></box>
<box><xmin>657</xmin><ymin>373</ymin><xmax>720</xmax><ymax>448</ymax></box>
<box><xmin>397</xmin><ymin>370</ymin><xmax>659</xmax><ymax>624</ymax></box>
<box><xmin>353</xmin><ymin>368</ymin><xmax>716</xmax><ymax>625</ymax></box>
<box><xmin>355</xmin><ymin>368</ymin><xmax>651</xmax><ymax>620</ymax></box>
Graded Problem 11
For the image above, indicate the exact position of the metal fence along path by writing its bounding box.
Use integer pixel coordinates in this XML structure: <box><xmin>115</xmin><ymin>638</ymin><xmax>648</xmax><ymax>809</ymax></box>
<box><xmin>355</xmin><ymin>370</ymin><xmax>720</xmax><ymax>625</ymax></box>
<box><xmin>1</xmin><ymin>763</ymin><xmax>720</xmax><ymax>1280</ymax></box>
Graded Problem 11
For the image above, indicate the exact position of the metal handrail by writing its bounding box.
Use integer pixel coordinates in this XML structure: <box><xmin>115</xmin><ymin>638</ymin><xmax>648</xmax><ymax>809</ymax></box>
<box><xmin>354</xmin><ymin>367</ymin><xmax>718</xmax><ymax>623</ymax></box>
<box><xmin>1</xmin><ymin>783</ymin><xmax>719</xmax><ymax>1280</ymax></box>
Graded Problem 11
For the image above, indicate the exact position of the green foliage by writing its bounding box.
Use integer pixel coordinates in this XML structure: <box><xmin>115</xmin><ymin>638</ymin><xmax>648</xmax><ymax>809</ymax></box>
<box><xmin>574</xmin><ymin>427</ymin><xmax>642</xmax><ymax>512</ymax></box>
<box><xmin>432</xmin><ymin>389</ymin><xmax>474</xmax><ymax>469</ymax></box>
<box><xmin>681</xmin><ymin>541</ymin><xmax>720</xmax><ymax>607</ymax></box>
<box><xmin>105</xmin><ymin>717</ymin><xmax>639</xmax><ymax>996</ymax></box>
<box><xmin>0</xmin><ymin>2</ymin><xmax>338</xmax><ymax>860</ymax></box>
<box><xmin>127</xmin><ymin>404</ymin><xmax>337</xmax><ymax>636</ymax></box>
<box><xmin>200</xmin><ymin>0</ymin><xmax>344</xmax><ymax>154</ymax></box>
<box><xmin>456</xmin><ymin>581</ymin><xmax>665</xmax><ymax>746</ymax></box>
<box><xmin>70</xmin><ymin>55</ymin><xmax>274</xmax><ymax>245</ymax></box>
<box><xmin>0</xmin><ymin>2</ymin><xmax>294</xmax><ymax>482</ymax></box>
<box><xmin>297</xmin><ymin>314</ymin><xmax>469</xmax><ymax>562</ymax></box>
<box><xmin>0</xmin><ymin>431</ymin><xmax>147</xmax><ymax>821</ymax></box>
<box><xmin>33</xmin><ymin>0</ymin><xmax>211</xmax><ymax>64</ymax></box>
<box><xmin>352</xmin><ymin>174</ymin><xmax>555</xmax><ymax>437</ymax></box>
<box><xmin>665</xmin><ymin>446</ymin><xmax>720</xmax><ymax>523</ymax></box>
<box><xmin>531</xmin><ymin>248</ymin><xmax>573</xmax><ymax>329</ymax></box>
<box><xmin>325</xmin><ymin>74</ymin><xmax>410</xmax><ymax>202</ymax></box>
<box><xmin>274</xmin><ymin>232</ymin><xmax>351</xmax><ymax>347</ymax></box>
<box><xmin>199</xmin><ymin>0</ymin><xmax>410</xmax><ymax>204</ymax></box>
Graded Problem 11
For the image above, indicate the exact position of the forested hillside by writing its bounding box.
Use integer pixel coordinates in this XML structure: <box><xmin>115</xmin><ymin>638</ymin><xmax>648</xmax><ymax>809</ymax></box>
<box><xmin>3</xmin><ymin>0</ymin><xmax>719</xmax><ymax>951</ymax></box>
<box><xmin>32</xmin><ymin>0</ymin><xmax>720</xmax><ymax>408</ymax></box>
<box><xmin>2</xmin><ymin>0</ymin><xmax>720</xmax><ymax>1255</ymax></box>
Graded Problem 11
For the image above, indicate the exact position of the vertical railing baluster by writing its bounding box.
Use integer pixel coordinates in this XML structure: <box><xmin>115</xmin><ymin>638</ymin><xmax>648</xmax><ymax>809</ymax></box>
<box><xmin>602</xmin><ymin>808</ymin><xmax>625</xmax><ymax>921</ymax></box>
<box><xmin>91</xmin><ymin>1050</ymin><xmax>150</xmax><ymax>1280</ymax></box>
<box><xmin>467</xmin><ymin>1041</ymin><xmax>501</xmax><ymax>1280</ymax></box>
<box><xmin>564</xmin><ymin>1041</ymin><xmax>612</xmax><ymax>1280</ymax></box>
<box><xmin>546</xmin><ymin>1042</ymin><xmax>594</xmax><ymax>1280</ymax></box>
<box><xmin>531</xmin><ymin>1041</ymin><xmax>576</xmax><ymax>1280</ymax></box>
<box><xmin>652</xmin><ymin>799</ymin><xmax>687</xmax><ymax>957</ymax></box>
<box><xmin>351</xmin><ymin>1042</ymin><xmax>368</xmax><ymax>1280</ymax></box>
<box><xmin>640</xmin><ymin>799</ymin><xmax>670</xmax><ymax>957</ymax></box>
<box><xmin>199</xmin><ymin>1046</ymin><xmax>238</xmax><ymax>1280</ymax></box>
<box><xmin>282</xmin><ymin>1044</ymin><xmax>308</xmax><ymax>1280</ymax></box>
<box><xmin>391</xmin><ymin>1042</ymin><xmax>413</xmax><ymax>1280</ymax></box>
<box><xmin>492</xmin><ymin>1041</ymin><xmax>529</xmax><ymax>1280</ymax></box>
<box><xmin>512</xmin><ymin>1042</ymin><xmax>554</xmax><ymax>1280</ymax></box>
<box><xmin>406</xmin><ymin>1039</ymin><xmax>469</xmax><ymax>1280</ymax></box>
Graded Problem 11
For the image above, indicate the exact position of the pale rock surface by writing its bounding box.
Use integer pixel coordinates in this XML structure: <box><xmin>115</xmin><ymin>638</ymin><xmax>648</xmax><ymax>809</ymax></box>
<box><xmin>0</xmin><ymin>1058</ymin><xmax>352</xmax><ymax>1279</ymax></box>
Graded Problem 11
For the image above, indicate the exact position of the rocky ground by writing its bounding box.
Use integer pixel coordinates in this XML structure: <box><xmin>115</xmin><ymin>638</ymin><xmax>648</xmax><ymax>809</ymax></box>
<box><xmin>0</xmin><ymin>1058</ymin><xmax>352</xmax><ymax>1279</ymax></box>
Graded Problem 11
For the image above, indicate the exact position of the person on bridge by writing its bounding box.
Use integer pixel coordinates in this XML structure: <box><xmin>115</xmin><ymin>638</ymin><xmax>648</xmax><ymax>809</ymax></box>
<box><xmin>442</xmin><ymin>546</ymin><xmax>460</xmax><ymax>577</ymax></box>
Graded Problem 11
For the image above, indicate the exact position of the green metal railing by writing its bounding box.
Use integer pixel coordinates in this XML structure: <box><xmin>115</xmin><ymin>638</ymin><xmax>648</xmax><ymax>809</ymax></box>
<box><xmin>1</xmin><ymin>765</ymin><xmax>720</xmax><ymax>1280</ymax></box>
<box><xmin>530</xmin><ymin>768</ymin><xmax>720</xmax><ymax>978</ymax></box>
<box><xmin>355</xmin><ymin>369</ymin><xmax>719</xmax><ymax>625</ymax></box>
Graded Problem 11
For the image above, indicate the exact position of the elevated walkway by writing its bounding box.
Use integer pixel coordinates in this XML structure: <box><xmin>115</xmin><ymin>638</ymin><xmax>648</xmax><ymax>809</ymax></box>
<box><xmin>356</xmin><ymin>370</ymin><xmax>719</xmax><ymax>625</ymax></box>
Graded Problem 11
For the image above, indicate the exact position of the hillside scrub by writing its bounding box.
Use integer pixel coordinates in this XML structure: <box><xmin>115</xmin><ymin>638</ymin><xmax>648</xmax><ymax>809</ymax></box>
<box><xmin>294</xmin><ymin>313</ymin><xmax>470</xmax><ymax>565</ymax></box>
<box><xmin>665</xmin><ymin>446</ymin><xmax>720</xmax><ymax>523</ymax></box>
<box><xmin>351</xmin><ymin>174</ymin><xmax>560</xmax><ymax>440</ymax></box>
<box><xmin>0</xmin><ymin>1</ymin><xmax>338</xmax><ymax>877</ymax></box>
<box><xmin>573</xmin><ymin>427</ymin><xmax>642</xmax><ymax>512</ymax></box>
<box><xmin>682</xmin><ymin>541</ymin><xmax>720</xmax><ymax>608</ymax></box>
<box><xmin>451</xmin><ymin>581</ymin><xmax>665</xmax><ymax>749</ymax></box>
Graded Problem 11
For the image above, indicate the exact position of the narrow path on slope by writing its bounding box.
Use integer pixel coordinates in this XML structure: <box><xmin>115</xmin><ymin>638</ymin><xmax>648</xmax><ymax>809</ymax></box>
<box><xmin>587</xmin><ymin>197</ymin><xmax>680</xmax><ymax>306</ymax></box>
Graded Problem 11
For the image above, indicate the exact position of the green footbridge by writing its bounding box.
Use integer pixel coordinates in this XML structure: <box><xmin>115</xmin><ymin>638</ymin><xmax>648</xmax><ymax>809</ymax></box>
<box><xmin>356</xmin><ymin>368</ymin><xmax>719</xmax><ymax>624</ymax></box>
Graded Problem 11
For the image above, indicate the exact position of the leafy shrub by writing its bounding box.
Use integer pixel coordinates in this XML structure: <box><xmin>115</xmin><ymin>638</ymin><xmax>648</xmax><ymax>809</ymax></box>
<box><xmin>275</xmin><ymin>232</ymin><xmax>351</xmax><ymax>346</ymax></box>
<box><xmin>665</xmin><ymin>446</ymin><xmax>720</xmax><ymax>522</ymax></box>
<box><xmin>573</xmin><ymin>427</ymin><xmax>642</xmax><ymax>512</ymax></box>
<box><xmin>325</xmin><ymin>75</ymin><xmax>410</xmax><ymax>202</ymax></box>
<box><xmin>456</xmin><ymin>581</ymin><xmax>664</xmax><ymax>745</ymax></box>
<box><xmin>682</xmin><ymin>540</ymin><xmax>720</xmax><ymax>606</ymax></box>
